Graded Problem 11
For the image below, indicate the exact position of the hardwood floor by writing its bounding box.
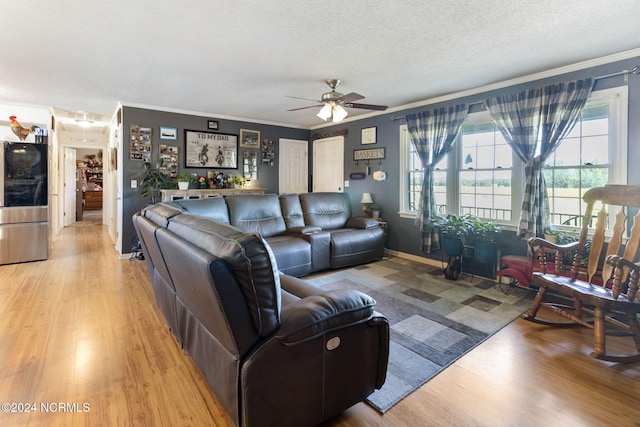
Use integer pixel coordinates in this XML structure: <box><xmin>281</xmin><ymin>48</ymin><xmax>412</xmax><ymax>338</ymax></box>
<box><xmin>1</xmin><ymin>221</ymin><xmax>639</xmax><ymax>426</ymax></box>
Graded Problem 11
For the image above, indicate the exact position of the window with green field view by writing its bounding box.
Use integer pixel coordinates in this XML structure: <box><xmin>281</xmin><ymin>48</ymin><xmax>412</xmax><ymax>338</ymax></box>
<box><xmin>459</xmin><ymin>121</ymin><xmax>512</xmax><ymax>221</ymax></box>
<box><xmin>543</xmin><ymin>104</ymin><xmax>609</xmax><ymax>225</ymax></box>
<box><xmin>399</xmin><ymin>86</ymin><xmax>628</xmax><ymax>228</ymax></box>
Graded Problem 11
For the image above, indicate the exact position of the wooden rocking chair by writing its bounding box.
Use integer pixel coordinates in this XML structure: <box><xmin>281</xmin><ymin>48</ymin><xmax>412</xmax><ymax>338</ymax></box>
<box><xmin>522</xmin><ymin>185</ymin><xmax>640</xmax><ymax>363</ymax></box>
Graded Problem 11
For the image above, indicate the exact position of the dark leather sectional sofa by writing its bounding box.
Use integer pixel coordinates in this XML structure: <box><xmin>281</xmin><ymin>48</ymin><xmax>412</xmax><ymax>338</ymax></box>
<box><xmin>165</xmin><ymin>192</ymin><xmax>386</xmax><ymax>276</ymax></box>
<box><xmin>133</xmin><ymin>196</ymin><xmax>390</xmax><ymax>427</ymax></box>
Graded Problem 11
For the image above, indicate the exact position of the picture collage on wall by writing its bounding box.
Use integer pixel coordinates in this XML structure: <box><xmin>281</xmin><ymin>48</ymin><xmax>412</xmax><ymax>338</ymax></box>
<box><xmin>130</xmin><ymin>121</ymin><xmax>274</xmax><ymax>181</ymax></box>
<box><xmin>130</xmin><ymin>125</ymin><xmax>152</xmax><ymax>161</ymax></box>
<box><xmin>262</xmin><ymin>138</ymin><xmax>275</xmax><ymax>167</ymax></box>
<box><xmin>159</xmin><ymin>144</ymin><xmax>178</xmax><ymax>177</ymax></box>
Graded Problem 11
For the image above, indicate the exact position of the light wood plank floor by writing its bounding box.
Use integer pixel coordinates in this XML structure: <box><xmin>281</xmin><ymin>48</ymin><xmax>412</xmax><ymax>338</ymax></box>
<box><xmin>1</xmin><ymin>221</ymin><xmax>639</xmax><ymax>426</ymax></box>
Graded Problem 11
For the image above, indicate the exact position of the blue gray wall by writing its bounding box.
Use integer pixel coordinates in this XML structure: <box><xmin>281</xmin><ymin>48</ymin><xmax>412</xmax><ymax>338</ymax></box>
<box><xmin>121</xmin><ymin>107</ymin><xmax>310</xmax><ymax>253</ymax></box>
<box><xmin>317</xmin><ymin>55</ymin><xmax>640</xmax><ymax>261</ymax></box>
<box><xmin>121</xmin><ymin>55</ymin><xmax>640</xmax><ymax>260</ymax></box>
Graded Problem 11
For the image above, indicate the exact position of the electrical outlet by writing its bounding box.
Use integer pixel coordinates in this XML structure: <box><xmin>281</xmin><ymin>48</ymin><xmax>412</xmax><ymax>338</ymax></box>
<box><xmin>131</xmin><ymin>180</ymin><xmax>137</xmax><ymax>189</ymax></box>
<box><xmin>344</xmin><ymin>180</ymin><xmax>349</xmax><ymax>188</ymax></box>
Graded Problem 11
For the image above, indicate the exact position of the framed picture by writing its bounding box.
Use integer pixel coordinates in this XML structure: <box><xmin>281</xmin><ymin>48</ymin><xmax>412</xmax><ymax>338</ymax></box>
<box><xmin>130</xmin><ymin>125</ymin><xmax>152</xmax><ymax>161</ymax></box>
<box><xmin>159</xmin><ymin>126</ymin><xmax>177</xmax><ymax>140</ymax></box>
<box><xmin>262</xmin><ymin>138</ymin><xmax>275</xmax><ymax>167</ymax></box>
<box><xmin>207</xmin><ymin>120</ymin><xmax>219</xmax><ymax>130</ymax></box>
<box><xmin>184</xmin><ymin>129</ymin><xmax>238</xmax><ymax>168</ymax></box>
<box><xmin>243</xmin><ymin>151</ymin><xmax>258</xmax><ymax>180</ymax></box>
<box><xmin>159</xmin><ymin>144</ymin><xmax>178</xmax><ymax>177</ymax></box>
<box><xmin>240</xmin><ymin>129</ymin><xmax>261</xmax><ymax>148</ymax></box>
<box><xmin>361</xmin><ymin>126</ymin><xmax>377</xmax><ymax>145</ymax></box>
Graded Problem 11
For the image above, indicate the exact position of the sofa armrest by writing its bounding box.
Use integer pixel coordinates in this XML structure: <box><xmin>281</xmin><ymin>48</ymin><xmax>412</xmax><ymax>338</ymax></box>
<box><xmin>277</xmin><ymin>289</ymin><xmax>375</xmax><ymax>345</ymax></box>
<box><xmin>287</xmin><ymin>225</ymin><xmax>323</xmax><ymax>235</ymax></box>
<box><xmin>346</xmin><ymin>216</ymin><xmax>380</xmax><ymax>229</ymax></box>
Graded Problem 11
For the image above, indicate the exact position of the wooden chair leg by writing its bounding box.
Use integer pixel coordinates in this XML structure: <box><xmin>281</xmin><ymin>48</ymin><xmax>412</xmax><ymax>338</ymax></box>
<box><xmin>627</xmin><ymin>312</ymin><xmax>640</xmax><ymax>352</ymax></box>
<box><xmin>592</xmin><ymin>306</ymin><xmax>606</xmax><ymax>357</ymax></box>
<box><xmin>591</xmin><ymin>308</ymin><xmax>640</xmax><ymax>363</ymax></box>
<box><xmin>522</xmin><ymin>286</ymin><xmax>583</xmax><ymax>327</ymax></box>
<box><xmin>521</xmin><ymin>286</ymin><xmax>546</xmax><ymax>322</ymax></box>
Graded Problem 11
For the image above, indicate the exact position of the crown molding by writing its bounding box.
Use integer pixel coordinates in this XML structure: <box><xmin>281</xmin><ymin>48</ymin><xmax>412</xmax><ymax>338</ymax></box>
<box><xmin>311</xmin><ymin>47</ymin><xmax>640</xmax><ymax>130</ymax></box>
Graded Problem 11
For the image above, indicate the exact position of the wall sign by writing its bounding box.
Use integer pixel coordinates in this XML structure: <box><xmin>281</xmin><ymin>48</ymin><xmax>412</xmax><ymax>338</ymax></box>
<box><xmin>184</xmin><ymin>129</ymin><xmax>238</xmax><ymax>168</ymax></box>
<box><xmin>353</xmin><ymin>147</ymin><xmax>385</xmax><ymax>161</ymax></box>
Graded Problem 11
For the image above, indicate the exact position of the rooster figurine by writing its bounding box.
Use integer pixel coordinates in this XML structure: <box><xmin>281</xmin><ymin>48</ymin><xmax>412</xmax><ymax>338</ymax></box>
<box><xmin>9</xmin><ymin>115</ymin><xmax>39</xmax><ymax>141</ymax></box>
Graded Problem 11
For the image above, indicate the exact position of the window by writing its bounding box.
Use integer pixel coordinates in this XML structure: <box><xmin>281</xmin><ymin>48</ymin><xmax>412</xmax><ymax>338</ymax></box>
<box><xmin>399</xmin><ymin>126</ymin><xmax>448</xmax><ymax>215</ymax></box>
<box><xmin>399</xmin><ymin>86</ymin><xmax>628</xmax><ymax>228</ymax></box>
<box><xmin>459</xmin><ymin>120</ymin><xmax>513</xmax><ymax>221</ymax></box>
<box><xmin>543</xmin><ymin>102</ymin><xmax>616</xmax><ymax>226</ymax></box>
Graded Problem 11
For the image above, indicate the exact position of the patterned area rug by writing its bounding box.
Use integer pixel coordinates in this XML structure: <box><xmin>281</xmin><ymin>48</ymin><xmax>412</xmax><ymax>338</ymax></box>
<box><xmin>305</xmin><ymin>257</ymin><xmax>534</xmax><ymax>413</ymax></box>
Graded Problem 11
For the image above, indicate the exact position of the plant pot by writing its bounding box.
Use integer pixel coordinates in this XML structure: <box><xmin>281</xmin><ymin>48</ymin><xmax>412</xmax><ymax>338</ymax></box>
<box><xmin>178</xmin><ymin>181</ymin><xmax>189</xmax><ymax>190</ymax></box>
<box><xmin>544</xmin><ymin>233</ymin><xmax>558</xmax><ymax>244</ymax></box>
<box><xmin>473</xmin><ymin>241</ymin><xmax>498</xmax><ymax>263</ymax></box>
<box><xmin>372</xmin><ymin>210</ymin><xmax>380</xmax><ymax>219</ymax></box>
<box><xmin>442</xmin><ymin>237</ymin><xmax>464</xmax><ymax>257</ymax></box>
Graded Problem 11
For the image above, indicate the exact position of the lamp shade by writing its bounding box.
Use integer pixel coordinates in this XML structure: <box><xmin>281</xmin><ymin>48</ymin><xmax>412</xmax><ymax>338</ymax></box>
<box><xmin>332</xmin><ymin>104</ymin><xmax>348</xmax><ymax>122</ymax></box>
<box><xmin>317</xmin><ymin>103</ymin><xmax>349</xmax><ymax>122</ymax></box>
<box><xmin>317</xmin><ymin>103</ymin><xmax>332</xmax><ymax>121</ymax></box>
<box><xmin>360</xmin><ymin>192</ymin><xmax>374</xmax><ymax>204</ymax></box>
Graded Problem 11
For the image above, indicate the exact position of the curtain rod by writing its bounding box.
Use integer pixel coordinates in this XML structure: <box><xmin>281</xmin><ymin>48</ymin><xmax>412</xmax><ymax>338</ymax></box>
<box><xmin>391</xmin><ymin>66</ymin><xmax>640</xmax><ymax>122</ymax></box>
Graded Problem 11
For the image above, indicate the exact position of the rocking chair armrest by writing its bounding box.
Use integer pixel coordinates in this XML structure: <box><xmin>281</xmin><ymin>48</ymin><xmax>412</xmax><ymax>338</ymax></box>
<box><xmin>606</xmin><ymin>254</ymin><xmax>640</xmax><ymax>271</ymax></box>
<box><xmin>528</xmin><ymin>237</ymin><xmax>580</xmax><ymax>254</ymax></box>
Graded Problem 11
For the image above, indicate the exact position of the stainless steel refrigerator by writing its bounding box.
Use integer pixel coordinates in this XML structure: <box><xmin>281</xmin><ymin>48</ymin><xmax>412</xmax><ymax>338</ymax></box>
<box><xmin>0</xmin><ymin>139</ymin><xmax>49</xmax><ymax>265</ymax></box>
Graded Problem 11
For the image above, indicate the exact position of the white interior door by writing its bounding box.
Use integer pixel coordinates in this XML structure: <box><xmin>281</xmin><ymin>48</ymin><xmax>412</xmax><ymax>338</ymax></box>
<box><xmin>63</xmin><ymin>147</ymin><xmax>77</xmax><ymax>226</ymax></box>
<box><xmin>278</xmin><ymin>138</ymin><xmax>308</xmax><ymax>194</ymax></box>
<box><xmin>313</xmin><ymin>136</ymin><xmax>344</xmax><ymax>192</ymax></box>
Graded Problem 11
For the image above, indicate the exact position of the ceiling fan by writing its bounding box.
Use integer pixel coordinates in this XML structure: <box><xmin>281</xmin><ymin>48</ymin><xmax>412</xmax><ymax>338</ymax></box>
<box><xmin>287</xmin><ymin>79</ymin><xmax>387</xmax><ymax>122</ymax></box>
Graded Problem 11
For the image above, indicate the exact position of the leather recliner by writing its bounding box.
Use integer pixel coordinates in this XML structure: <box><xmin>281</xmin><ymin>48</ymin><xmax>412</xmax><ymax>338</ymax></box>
<box><xmin>133</xmin><ymin>205</ymin><xmax>389</xmax><ymax>427</ymax></box>
<box><xmin>299</xmin><ymin>192</ymin><xmax>385</xmax><ymax>268</ymax></box>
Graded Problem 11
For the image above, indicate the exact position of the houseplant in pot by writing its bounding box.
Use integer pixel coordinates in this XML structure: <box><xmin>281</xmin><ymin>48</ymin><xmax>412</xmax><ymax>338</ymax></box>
<box><xmin>470</xmin><ymin>217</ymin><xmax>502</xmax><ymax>264</ymax></box>
<box><xmin>428</xmin><ymin>213</ymin><xmax>474</xmax><ymax>257</ymax></box>
<box><xmin>140</xmin><ymin>159</ymin><xmax>172</xmax><ymax>204</ymax></box>
<box><xmin>231</xmin><ymin>175</ymin><xmax>246</xmax><ymax>189</ymax></box>
<box><xmin>177</xmin><ymin>172</ymin><xmax>192</xmax><ymax>190</ymax></box>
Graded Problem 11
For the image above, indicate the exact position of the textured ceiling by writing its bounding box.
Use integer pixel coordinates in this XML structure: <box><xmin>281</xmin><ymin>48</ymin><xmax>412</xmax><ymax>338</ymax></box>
<box><xmin>1</xmin><ymin>0</ymin><xmax>640</xmax><ymax>130</ymax></box>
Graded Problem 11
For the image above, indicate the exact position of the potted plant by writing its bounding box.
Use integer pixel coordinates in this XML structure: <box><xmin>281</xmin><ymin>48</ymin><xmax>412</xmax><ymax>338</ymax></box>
<box><xmin>140</xmin><ymin>159</ymin><xmax>172</xmax><ymax>204</ymax></box>
<box><xmin>232</xmin><ymin>175</ymin><xmax>246</xmax><ymax>188</ymax></box>
<box><xmin>427</xmin><ymin>213</ymin><xmax>475</xmax><ymax>257</ymax></box>
<box><xmin>177</xmin><ymin>172</ymin><xmax>192</xmax><ymax>190</ymax></box>
<box><xmin>362</xmin><ymin>203</ymin><xmax>380</xmax><ymax>218</ymax></box>
<box><xmin>470</xmin><ymin>218</ymin><xmax>502</xmax><ymax>264</ymax></box>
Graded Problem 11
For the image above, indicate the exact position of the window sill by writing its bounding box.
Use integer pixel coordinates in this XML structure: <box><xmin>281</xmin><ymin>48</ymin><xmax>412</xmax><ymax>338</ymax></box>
<box><xmin>398</xmin><ymin>211</ymin><xmax>416</xmax><ymax>219</ymax></box>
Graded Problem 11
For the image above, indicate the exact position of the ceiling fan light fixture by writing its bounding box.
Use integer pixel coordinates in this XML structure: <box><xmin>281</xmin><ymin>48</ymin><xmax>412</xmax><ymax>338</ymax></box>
<box><xmin>317</xmin><ymin>103</ymin><xmax>333</xmax><ymax>121</ymax></box>
<box><xmin>76</xmin><ymin>119</ymin><xmax>94</xmax><ymax>128</ymax></box>
<box><xmin>75</xmin><ymin>111</ymin><xmax>95</xmax><ymax>128</ymax></box>
<box><xmin>332</xmin><ymin>104</ymin><xmax>348</xmax><ymax>122</ymax></box>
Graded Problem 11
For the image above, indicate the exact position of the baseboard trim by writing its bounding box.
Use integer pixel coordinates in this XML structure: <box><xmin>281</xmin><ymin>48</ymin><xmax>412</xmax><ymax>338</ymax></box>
<box><xmin>385</xmin><ymin>249</ymin><xmax>442</xmax><ymax>268</ymax></box>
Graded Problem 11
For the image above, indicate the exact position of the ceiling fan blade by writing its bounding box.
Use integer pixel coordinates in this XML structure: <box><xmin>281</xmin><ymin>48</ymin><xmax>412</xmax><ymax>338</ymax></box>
<box><xmin>346</xmin><ymin>102</ymin><xmax>388</xmax><ymax>111</ymax></box>
<box><xmin>285</xmin><ymin>95</ymin><xmax>322</xmax><ymax>103</ymax></box>
<box><xmin>287</xmin><ymin>105</ymin><xmax>322</xmax><ymax>112</ymax></box>
<box><xmin>339</xmin><ymin>92</ymin><xmax>365</xmax><ymax>103</ymax></box>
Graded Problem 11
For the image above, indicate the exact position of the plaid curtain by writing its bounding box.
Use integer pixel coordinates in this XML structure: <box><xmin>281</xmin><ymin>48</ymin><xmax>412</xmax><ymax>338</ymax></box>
<box><xmin>407</xmin><ymin>105</ymin><xmax>468</xmax><ymax>252</ymax></box>
<box><xmin>484</xmin><ymin>78</ymin><xmax>593</xmax><ymax>237</ymax></box>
